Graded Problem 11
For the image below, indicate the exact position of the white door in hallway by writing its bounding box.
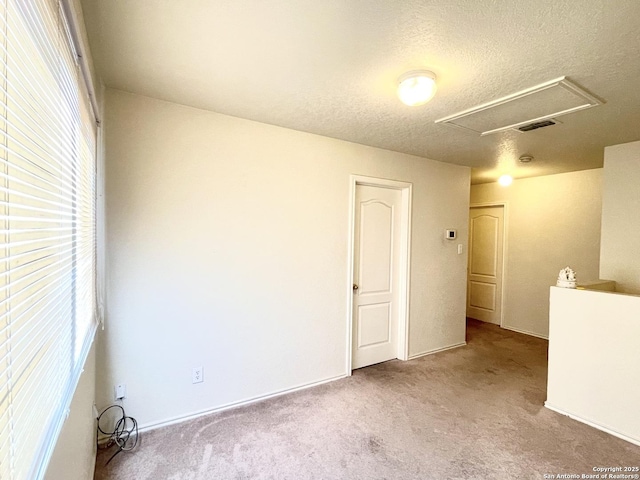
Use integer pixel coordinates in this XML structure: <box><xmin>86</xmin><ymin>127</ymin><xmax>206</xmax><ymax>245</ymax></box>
<box><xmin>352</xmin><ymin>185</ymin><xmax>402</xmax><ymax>369</ymax></box>
<box><xmin>467</xmin><ymin>205</ymin><xmax>504</xmax><ymax>325</ymax></box>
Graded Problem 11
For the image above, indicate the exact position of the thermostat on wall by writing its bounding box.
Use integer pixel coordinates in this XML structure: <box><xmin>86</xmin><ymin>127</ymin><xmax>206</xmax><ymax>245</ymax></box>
<box><xmin>445</xmin><ymin>229</ymin><xmax>457</xmax><ymax>240</ymax></box>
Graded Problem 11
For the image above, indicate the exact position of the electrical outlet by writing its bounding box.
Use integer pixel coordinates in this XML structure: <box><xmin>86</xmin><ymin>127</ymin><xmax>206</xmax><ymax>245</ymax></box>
<box><xmin>114</xmin><ymin>383</ymin><xmax>126</xmax><ymax>400</ymax></box>
<box><xmin>192</xmin><ymin>367</ymin><xmax>203</xmax><ymax>384</ymax></box>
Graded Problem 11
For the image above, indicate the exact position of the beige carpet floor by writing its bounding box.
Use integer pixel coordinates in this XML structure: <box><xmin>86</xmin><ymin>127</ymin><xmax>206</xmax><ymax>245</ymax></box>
<box><xmin>94</xmin><ymin>320</ymin><xmax>640</xmax><ymax>479</ymax></box>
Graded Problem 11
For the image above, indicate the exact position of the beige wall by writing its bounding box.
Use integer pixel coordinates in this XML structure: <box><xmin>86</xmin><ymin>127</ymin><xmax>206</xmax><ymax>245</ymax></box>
<box><xmin>100</xmin><ymin>89</ymin><xmax>471</xmax><ymax>429</ymax></box>
<box><xmin>600</xmin><ymin>141</ymin><xmax>640</xmax><ymax>294</ymax></box>
<box><xmin>470</xmin><ymin>169</ymin><xmax>602</xmax><ymax>338</ymax></box>
<box><xmin>45</xmin><ymin>344</ymin><xmax>96</xmax><ymax>480</ymax></box>
<box><xmin>546</xmin><ymin>287</ymin><xmax>640</xmax><ymax>445</ymax></box>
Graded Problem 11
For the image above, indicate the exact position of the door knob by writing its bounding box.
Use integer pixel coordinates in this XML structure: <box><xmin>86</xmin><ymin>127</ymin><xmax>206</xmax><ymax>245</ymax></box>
<box><xmin>353</xmin><ymin>284</ymin><xmax>359</xmax><ymax>291</ymax></box>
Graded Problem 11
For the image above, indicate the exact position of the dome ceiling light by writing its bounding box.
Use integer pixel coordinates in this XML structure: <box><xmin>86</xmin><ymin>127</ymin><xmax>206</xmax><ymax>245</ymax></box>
<box><xmin>397</xmin><ymin>70</ymin><xmax>437</xmax><ymax>106</ymax></box>
<box><xmin>498</xmin><ymin>174</ymin><xmax>513</xmax><ymax>186</ymax></box>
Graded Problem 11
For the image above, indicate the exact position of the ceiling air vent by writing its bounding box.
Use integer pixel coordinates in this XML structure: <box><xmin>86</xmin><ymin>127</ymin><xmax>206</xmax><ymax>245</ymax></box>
<box><xmin>517</xmin><ymin>119</ymin><xmax>557</xmax><ymax>132</ymax></box>
<box><xmin>435</xmin><ymin>76</ymin><xmax>602</xmax><ymax>136</ymax></box>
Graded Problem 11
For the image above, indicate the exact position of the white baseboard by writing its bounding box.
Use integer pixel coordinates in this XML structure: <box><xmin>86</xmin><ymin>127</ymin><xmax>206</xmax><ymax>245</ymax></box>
<box><xmin>545</xmin><ymin>402</ymin><xmax>640</xmax><ymax>447</ymax></box>
<box><xmin>135</xmin><ymin>373</ymin><xmax>347</xmax><ymax>435</ymax></box>
<box><xmin>502</xmin><ymin>324</ymin><xmax>549</xmax><ymax>340</ymax></box>
<box><xmin>407</xmin><ymin>341</ymin><xmax>466</xmax><ymax>360</ymax></box>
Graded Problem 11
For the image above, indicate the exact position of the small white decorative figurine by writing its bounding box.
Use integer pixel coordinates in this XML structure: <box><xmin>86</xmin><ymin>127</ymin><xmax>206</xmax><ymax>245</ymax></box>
<box><xmin>556</xmin><ymin>266</ymin><xmax>577</xmax><ymax>288</ymax></box>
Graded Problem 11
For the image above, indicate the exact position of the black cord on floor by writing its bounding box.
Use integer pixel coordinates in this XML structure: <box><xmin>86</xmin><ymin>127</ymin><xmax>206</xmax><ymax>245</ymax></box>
<box><xmin>96</xmin><ymin>404</ymin><xmax>139</xmax><ymax>465</ymax></box>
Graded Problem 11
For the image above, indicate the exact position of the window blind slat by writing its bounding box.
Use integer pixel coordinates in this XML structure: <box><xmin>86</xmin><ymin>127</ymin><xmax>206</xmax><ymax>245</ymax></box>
<box><xmin>1</xmin><ymin>12</ymin><xmax>79</xmax><ymax>163</ymax></box>
<box><xmin>0</xmin><ymin>0</ymin><xmax>97</xmax><ymax>478</ymax></box>
<box><xmin>0</xmin><ymin>281</ymin><xmax>73</xmax><ymax>369</ymax></box>
<box><xmin>0</xmin><ymin>166</ymin><xmax>77</xmax><ymax>205</ymax></box>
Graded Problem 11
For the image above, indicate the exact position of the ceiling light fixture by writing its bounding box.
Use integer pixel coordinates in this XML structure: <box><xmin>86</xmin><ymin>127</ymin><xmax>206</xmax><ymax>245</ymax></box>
<box><xmin>498</xmin><ymin>175</ymin><xmax>513</xmax><ymax>187</ymax></box>
<box><xmin>397</xmin><ymin>70</ymin><xmax>437</xmax><ymax>106</ymax></box>
<box><xmin>519</xmin><ymin>154</ymin><xmax>534</xmax><ymax>163</ymax></box>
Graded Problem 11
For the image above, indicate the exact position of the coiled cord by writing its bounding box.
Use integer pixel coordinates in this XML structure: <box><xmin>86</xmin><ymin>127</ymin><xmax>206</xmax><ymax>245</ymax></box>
<box><xmin>96</xmin><ymin>404</ymin><xmax>139</xmax><ymax>465</ymax></box>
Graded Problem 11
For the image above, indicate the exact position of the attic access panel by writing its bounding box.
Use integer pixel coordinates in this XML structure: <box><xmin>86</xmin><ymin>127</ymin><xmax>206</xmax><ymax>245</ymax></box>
<box><xmin>435</xmin><ymin>77</ymin><xmax>602</xmax><ymax>136</ymax></box>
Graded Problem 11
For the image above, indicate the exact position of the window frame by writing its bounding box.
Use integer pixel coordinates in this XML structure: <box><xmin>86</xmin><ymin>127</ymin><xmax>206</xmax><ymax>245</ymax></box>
<box><xmin>0</xmin><ymin>1</ymin><xmax>102</xmax><ymax>478</ymax></box>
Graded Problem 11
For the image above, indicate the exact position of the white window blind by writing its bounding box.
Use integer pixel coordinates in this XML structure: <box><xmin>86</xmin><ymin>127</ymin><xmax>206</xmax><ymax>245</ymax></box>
<box><xmin>0</xmin><ymin>0</ymin><xmax>98</xmax><ymax>479</ymax></box>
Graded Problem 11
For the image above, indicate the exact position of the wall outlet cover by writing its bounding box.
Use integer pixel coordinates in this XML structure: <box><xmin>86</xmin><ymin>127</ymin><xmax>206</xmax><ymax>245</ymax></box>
<box><xmin>114</xmin><ymin>383</ymin><xmax>126</xmax><ymax>400</ymax></box>
<box><xmin>192</xmin><ymin>367</ymin><xmax>204</xmax><ymax>384</ymax></box>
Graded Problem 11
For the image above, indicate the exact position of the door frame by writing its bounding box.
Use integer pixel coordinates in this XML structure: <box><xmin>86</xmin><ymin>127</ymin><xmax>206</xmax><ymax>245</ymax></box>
<box><xmin>346</xmin><ymin>175</ymin><xmax>412</xmax><ymax>374</ymax></box>
<box><xmin>468</xmin><ymin>201</ymin><xmax>508</xmax><ymax>328</ymax></box>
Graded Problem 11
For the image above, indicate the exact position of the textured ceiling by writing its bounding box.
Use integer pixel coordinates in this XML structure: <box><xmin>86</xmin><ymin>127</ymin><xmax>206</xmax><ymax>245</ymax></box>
<box><xmin>80</xmin><ymin>0</ymin><xmax>640</xmax><ymax>183</ymax></box>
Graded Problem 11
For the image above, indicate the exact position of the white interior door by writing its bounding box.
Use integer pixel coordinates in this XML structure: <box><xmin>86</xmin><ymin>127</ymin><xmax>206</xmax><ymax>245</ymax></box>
<box><xmin>352</xmin><ymin>185</ymin><xmax>402</xmax><ymax>369</ymax></box>
<box><xmin>467</xmin><ymin>205</ymin><xmax>504</xmax><ymax>325</ymax></box>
